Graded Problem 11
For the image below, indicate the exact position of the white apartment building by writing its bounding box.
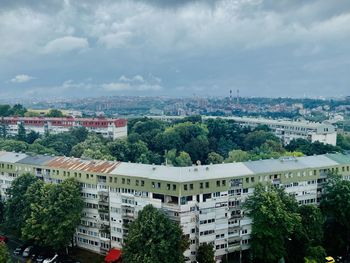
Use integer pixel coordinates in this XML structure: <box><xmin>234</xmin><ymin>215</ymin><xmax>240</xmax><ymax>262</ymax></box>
<box><xmin>0</xmin><ymin>151</ymin><xmax>349</xmax><ymax>262</ymax></box>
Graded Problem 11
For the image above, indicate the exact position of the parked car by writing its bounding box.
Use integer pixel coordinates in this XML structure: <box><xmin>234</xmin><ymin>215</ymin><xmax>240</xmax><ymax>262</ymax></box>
<box><xmin>37</xmin><ymin>251</ymin><xmax>54</xmax><ymax>263</ymax></box>
<box><xmin>13</xmin><ymin>245</ymin><xmax>26</xmax><ymax>256</ymax></box>
<box><xmin>23</xmin><ymin>245</ymin><xmax>34</xmax><ymax>257</ymax></box>
<box><xmin>43</xmin><ymin>253</ymin><xmax>58</xmax><ymax>263</ymax></box>
<box><xmin>325</xmin><ymin>256</ymin><xmax>335</xmax><ymax>263</ymax></box>
<box><xmin>0</xmin><ymin>235</ymin><xmax>8</xmax><ymax>243</ymax></box>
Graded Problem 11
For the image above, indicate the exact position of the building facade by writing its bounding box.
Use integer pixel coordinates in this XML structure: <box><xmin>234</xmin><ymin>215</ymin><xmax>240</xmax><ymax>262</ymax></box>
<box><xmin>0</xmin><ymin>151</ymin><xmax>349</xmax><ymax>262</ymax></box>
<box><xmin>148</xmin><ymin>115</ymin><xmax>338</xmax><ymax>146</ymax></box>
<box><xmin>1</xmin><ymin>117</ymin><xmax>127</xmax><ymax>140</ymax></box>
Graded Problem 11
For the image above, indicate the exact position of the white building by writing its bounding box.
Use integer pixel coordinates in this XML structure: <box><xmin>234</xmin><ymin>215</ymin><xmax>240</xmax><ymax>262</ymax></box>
<box><xmin>1</xmin><ymin>151</ymin><xmax>349</xmax><ymax>262</ymax></box>
<box><xmin>1</xmin><ymin>117</ymin><xmax>127</xmax><ymax>140</ymax></box>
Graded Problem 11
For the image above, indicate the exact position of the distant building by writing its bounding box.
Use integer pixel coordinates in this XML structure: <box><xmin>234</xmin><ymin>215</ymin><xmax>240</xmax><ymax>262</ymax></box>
<box><xmin>1</xmin><ymin>117</ymin><xmax>127</xmax><ymax>140</ymax></box>
<box><xmin>223</xmin><ymin>116</ymin><xmax>337</xmax><ymax>145</ymax></box>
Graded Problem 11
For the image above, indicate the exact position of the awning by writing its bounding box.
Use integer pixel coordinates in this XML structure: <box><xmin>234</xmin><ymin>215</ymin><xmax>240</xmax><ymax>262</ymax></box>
<box><xmin>105</xmin><ymin>248</ymin><xmax>122</xmax><ymax>263</ymax></box>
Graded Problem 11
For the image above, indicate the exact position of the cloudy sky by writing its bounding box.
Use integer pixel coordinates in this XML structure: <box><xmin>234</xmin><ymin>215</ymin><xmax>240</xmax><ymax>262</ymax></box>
<box><xmin>1</xmin><ymin>0</ymin><xmax>350</xmax><ymax>99</ymax></box>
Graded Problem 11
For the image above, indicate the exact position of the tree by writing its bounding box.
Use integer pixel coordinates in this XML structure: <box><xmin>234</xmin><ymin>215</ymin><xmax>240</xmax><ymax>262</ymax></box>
<box><xmin>123</xmin><ymin>205</ymin><xmax>188</xmax><ymax>263</ymax></box>
<box><xmin>4</xmin><ymin>173</ymin><xmax>38</xmax><ymax>236</ymax></box>
<box><xmin>46</xmin><ymin>109</ymin><xmax>64</xmax><ymax>117</ymax></box>
<box><xmin>0</xmin><ymin>139</ymin><xmax>28</xmax><ymax>152</ymax></box>
<box><xmin>0</xmin><ymin>195</ymin><xmax>4</xmax><ymax>223</ymax></box>
<box><xmin>197</xmin><ymin>243</ymin><xmax>215</xmax><ymax>263</ymax></box>
<box><xmin>321</xmin><ymin>172</ymin><xmax>350</xmax><ymax>256</ymax></box>
<box><xmin>243</xmin><ymin>130</ymin><xmax>280</xmax><ymax>150</ymax></box>
<box><xmin>244</xmin><ymin>184</ymin><xmax>301</xmax><ymax>263</ymax></box>
<box><xmin>225</xmin><ymin>150</ymin><xmax>251</xmax><ymax>162</ymax></box>
<box><xmin>175</xmin><ymin>151</ymin><xmax>192</xmax><ymax>167</ymax></box>
<box><xmin>285</xmin><ymin>205</ymin><xmax>324</xmax><ymax>263</ymax></box>
<box><xmin>17</xmin><ymin>122</ymin><xmax>26</xmax><ymax>142</ymax></box>
<box><xmin>22</xmin><ymin>178</ymin><xmax>84</xmax><ymax>250</ymax></box>
<box><xmin>26</xmin><ymin>130</ymin><xmax>40</xmax><ymax>144</ymax></box>
<box><xmin>207</xmin><ymin>152</ymin><xmax>224</xmax><ymax>164</ymax></box>
<box><xmin>0</xmin><ymin>243</ymin><xmax>11</xmax><ymax>263</ymax></box>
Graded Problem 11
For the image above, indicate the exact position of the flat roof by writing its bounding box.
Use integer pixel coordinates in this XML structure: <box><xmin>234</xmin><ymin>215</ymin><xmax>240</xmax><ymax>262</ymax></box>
<box><xmin>0</xmin><ymin>151</ymin><xmax>348</xmax><ymax>182</ymax></box>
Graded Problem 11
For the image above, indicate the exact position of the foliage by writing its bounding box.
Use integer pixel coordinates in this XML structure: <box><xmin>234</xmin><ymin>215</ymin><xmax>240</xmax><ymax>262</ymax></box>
<box><xmin>321</xmin><ymin>172</ymin><xmax>350</xmax><ymax>256</ymax></box>
<box><xmin>207</xmin><ymin>152</ymin><xmax>224</xmax><ymax>164</ymax></box>
<box><xmin>0</xmin><ymin>243</ymin><xmax>11</xmax><ymax>263</ymax></box>
<box><xmin>4</xmin><ymin>173</ymin><xmax>38</xmax><ymax>236</ymax></box>
<box><xmin>286</xmin><ymin>138</ymin><xmax>342</xmax><ymax>155</ymax></box>
<box><xmin>0</xmin><ymin>195</ymin><xmax>4</xmax><ymax>223</ymax></box>
<box><xmin>71</xmin><ymin>134</ymin><xmax>114</xmax><ymax>160</ymax></box>
<box><xmin>46</xmin><ymin>109</ymin><xmax>64</xmax><ymax>117</ymax></box>
<box><xmin>0</xmin><ymin>104</ymin><xmax>27</xmax><ymax>117</ymax></box>
<box><xmin>337</xmin><ymin>134</ymin><xmax>350</xmax><ymax>150</ymax></box>
<box><xmin>22</xmin><ymin>178</ymin><xmax>84</xmax><ymax>250</ymax></box>
<box><xmin>244</xmin><ymin>184</ymin><xmax>301</xmax><ymax>263</ymax></box>
<box><xmin>123</xmin><ymin>205</ymin><xmax>188</xmax><ymax>263</ymax></box>
<box><xmin>197</xmin><ymin>243</ymin><xmax>215</xmax><ymax>263</ymax></box>
<box><xmin>17</xmin><ymin>123</ymin><xmax>27</xmax><ymax>142</ymax></box>
<box><xmin>304</xmin><ymin>246</ymin><xmax>326</xmax><ymax>263</ymax></box>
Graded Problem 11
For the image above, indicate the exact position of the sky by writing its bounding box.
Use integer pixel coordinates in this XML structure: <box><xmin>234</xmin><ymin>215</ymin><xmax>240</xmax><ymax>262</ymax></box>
<box><xmin>1</xmin><ymin>0</ymin><xmax>350</xmax><ymax>99</ymax></box>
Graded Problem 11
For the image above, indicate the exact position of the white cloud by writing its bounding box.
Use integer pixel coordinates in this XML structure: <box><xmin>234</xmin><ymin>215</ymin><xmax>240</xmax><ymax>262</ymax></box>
<box><xmin>10</xmin><ymin>74</ymin><xmax>35</xmax><ymax>83</ymax></box>
<box><xmin>102</xmin><ymin>74</ymin><xmax>162</xmax><ymax>91</ymax></box>
<box><xmin>43</xmin><ymin>36</ymin><xmax>89</xmax><ymax>54</ymax></box>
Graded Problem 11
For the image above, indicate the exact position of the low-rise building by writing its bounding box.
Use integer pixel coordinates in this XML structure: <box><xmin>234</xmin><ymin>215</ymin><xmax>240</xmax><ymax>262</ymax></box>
<box><xmin>0</xmin><ymin>151</ymin><xmax>349</xmax><ymax>262</ymax></box>
<box><xmin>1</xmin><ymin>117</ymin><xmax>127</xmax><ymax>140</ymax></box>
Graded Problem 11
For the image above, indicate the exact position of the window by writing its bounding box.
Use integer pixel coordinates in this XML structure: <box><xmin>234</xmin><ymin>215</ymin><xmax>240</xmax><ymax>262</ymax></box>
<box><xmin>243</xmin><ymin>188</ymin><xmax>248</xmax><ymax>193</ymax></box>
<box><xmin>251</xmin><ymin>177</ymin><xmax>255</xmax><ymax>183</ymax></box>
<box><xmin>167</xmin><ymin>184</ymin><xmax>170</xmax><ymax>190</ymax></box>
<box><xmin>122</xmin><ymin>178</ymin><xmax>125</xmax><ymax>184</ymax></box>
<box><xmin>141</xmin><ymin>180</ymin><xmax>145</xmax><ymax>186</ymax></box>
<box><xmin>172</xmin><ymin>184</ymin><xmax>176</xmax><ymax>191</ymax></box>
<box><xmin>246</xmin><ymin>178</ymin><xmax>249</xmax><ymax>183</ymax></box>
<box><xmin>184</xmin><ymin>184</ymin><xmax>188</xmax><ymax>191</ymax></box>
<box><xmin>222</xmin><ymin>180</ymin><xmax>226</xmax><ymax>186</ymax></box>
<box><xmin>200</xmin><ymin>182</ymin><xmax>203</xmax><ymax>189</ymax></box>
<box><xmin>216</xmin><ymin>180</ymin><xmax>220</xmax><ymax>187</ymax></box>
<box><xmin>190</xmin><ymin>184</ymin><xmax>193</xmax><ymax>190</ymax></box>
<box><xmin>127</xmin><ymin>179</ymin><xmax>130</xmax><ymax>185</ymax></box>
<box><xmin>205</xmin><ymin>182</ymin><xmax>209</xmax><ymax>188</ymax></box>
<box><xmin>136</xmin><ymin>180</ymin><xmax>139</xmax><ymax>186</ymax></box>
<box><xmin>114</xmin><ymin>177</ymin><xmax>117</xmax><ymax>183</ymax></box>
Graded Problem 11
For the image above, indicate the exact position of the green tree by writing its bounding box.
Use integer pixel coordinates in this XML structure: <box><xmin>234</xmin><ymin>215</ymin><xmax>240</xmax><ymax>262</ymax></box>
<box><xmin>321</xmin><ymin>172</ymin><xmax>350</xmax><ymax>256</ymax></box>
<box><xmin>225</xmin><ymin>150</ymin><xmax>251</xmax><ymax>162</ymax></box>
<box><xmin>244</xmin><ymin>184</ymin><xmax>301</xmax><ymax>263</ymax></box>
<box><xmin>4</xmin><ymin>173</ymin><xmax>38</xmax><ymax>236</ymax></box>
<box><xmin>46</xmin><ymin>109</ymin><xmax>64</xmax><ymax>117</ymax></box>
<box><xmin>26</xmin><ymin>130</ymin><xmax>40</xmax><ymax>144</ymax></box>
<box><xmin>123</xmin><ymin>205</ymin><xmax>188</xmax><ymax>263</ymax></box>
<box><xmin>197</xmin><ymin>243</ymin><xmax>215</xmax><ymax>263</ymax></box>
<box><xmin>0</xmin><ymin>194</ymin><xmax>4</xmax><ymax>223</ymax></box>
<box><xmin>108</xmin><ymin>139</ymin><xmax>129</xmax><ymax>161</ymax></box>
<box><xmin>17</xmin><ymin>123</ymin><xmax>27</xmax><ymax>142</ymax></box>
<box><xmin>0</xmin><ymin>139</ymin><xmax>28</xmax><ymax>152</ymax></box>
<box><xmin>175</xmin><ymin>151</ymin><xmax>192</xmax><ymax>167</ymax></box>
<box><xmin>304</xmin><ymin>246</ymin><xmax>326</xmax><ymax>263</ymax></box>
<box><xmin>243</xmin><ymin>130</ymin><xmax>280</xmax><ymax>150</ymax></box>
<box><xmin>207</xmin><ymin>152</ymin><xmax>224</xmax><ymax>164</ymax></box>
<box><xmin>22</xmin><ymin>178</ymin><xmax>84</xmax><ymax>250</ymax></box>
<box><xmin>0</xmin><ymin>243</ymin><xmax>11</xmax><ymax>263</ymax></box>
<box><xmin>10</xmin><ymin>104</ymin><xmax>27</xmax><ymax>116</ymax></box>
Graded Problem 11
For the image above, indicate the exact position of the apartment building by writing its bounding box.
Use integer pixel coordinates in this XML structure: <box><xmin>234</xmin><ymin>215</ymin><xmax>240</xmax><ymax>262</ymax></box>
<box><xmin>148</xmin><ymin>115</ymin><xmax>337</xmax><ymax>146</ymax></box>
<box><xmin>1</xmin><ymin>117</ymin><xmax>127</xmax><ymax>140</ymax></box>
<box><xmin>0</xmin><ymin>151</ymin><xmax>349</xmax><ymax>262</ymax></box>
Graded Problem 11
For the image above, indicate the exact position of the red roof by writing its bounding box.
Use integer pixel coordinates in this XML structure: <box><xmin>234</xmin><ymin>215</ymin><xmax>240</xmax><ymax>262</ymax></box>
<box><xmin>105</xmin><ymin>248</ymin><xmax>121</xmax><ymax>263</ymax></box>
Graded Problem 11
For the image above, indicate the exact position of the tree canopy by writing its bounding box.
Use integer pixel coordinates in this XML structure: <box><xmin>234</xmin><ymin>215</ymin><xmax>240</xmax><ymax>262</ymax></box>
<box><xmin>123</xmin><ymin>205</ymin><xmax>188</xmax><ymax>263</ymax></box>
